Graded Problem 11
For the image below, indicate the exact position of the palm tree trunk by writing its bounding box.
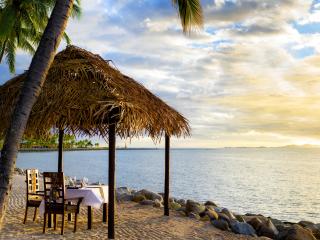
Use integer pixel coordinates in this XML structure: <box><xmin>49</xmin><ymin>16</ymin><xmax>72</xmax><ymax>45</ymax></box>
<box><xmin>0</xmin><ymin>40</ymin><xmax>7</xmax><ymax>64</ymax></box>
<box><xmin>0</xmin><ymin>0</ymin><xmax>74</xmax><ymax>226</ymax></box>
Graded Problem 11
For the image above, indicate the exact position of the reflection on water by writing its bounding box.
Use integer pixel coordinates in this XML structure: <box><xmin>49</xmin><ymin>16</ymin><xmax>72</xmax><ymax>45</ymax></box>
<box><xmin>17</xmin><ymin>148</ymin><xmax>320</xmax><ymax>222</ymax></box>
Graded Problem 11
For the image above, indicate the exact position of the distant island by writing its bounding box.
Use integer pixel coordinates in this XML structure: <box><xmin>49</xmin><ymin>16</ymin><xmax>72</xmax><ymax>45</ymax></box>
<box><xmin>222</xmin><ymin>144</ymin><xmax>320</xmax><ymax>149</ymax></box>
<box><xmin>279</xmin><ymin>144</ymin><xmax>320</xmax><ymax>148</ymax></box>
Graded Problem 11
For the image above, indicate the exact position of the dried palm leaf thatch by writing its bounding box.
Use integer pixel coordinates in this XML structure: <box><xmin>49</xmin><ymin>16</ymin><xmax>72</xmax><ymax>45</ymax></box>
<box><xmin>0</xmin><ymin>46</ymin><xmax>190</xmax><ymax>140</ymax></box>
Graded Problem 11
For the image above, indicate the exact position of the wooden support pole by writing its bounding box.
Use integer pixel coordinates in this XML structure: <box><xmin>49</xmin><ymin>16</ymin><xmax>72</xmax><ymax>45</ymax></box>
<box><xmin>108</xmin><ymin>123</ymin><xmax>116</xmax><ymax>239</ymax></box>
<box><xmin>58</xmin><ymin>129</ymin><xmax>64</xmax><ymax>173</ymax></box>
<box><xmin>164</xmin><ymin>134</ymin><xmax>170</xmax><ymax>216</ymax></box>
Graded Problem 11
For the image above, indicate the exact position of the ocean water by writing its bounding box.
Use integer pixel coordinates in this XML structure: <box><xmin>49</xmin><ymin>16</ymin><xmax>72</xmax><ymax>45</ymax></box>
<box><xmin>16</xmin><ymin>148</ymin><xmax>320</xmax><ymax>223</ymax></box>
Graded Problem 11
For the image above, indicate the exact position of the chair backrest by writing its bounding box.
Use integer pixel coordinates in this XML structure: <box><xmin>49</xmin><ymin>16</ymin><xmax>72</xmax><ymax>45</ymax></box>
<box><xmin>43</xmin><ymin>172</ymin><xmax>65</xmax><ymax>211</ymax></box>
<box><xmin>26</xmin><ymin>169</ymin><xmax>40</xmax><ymax>196</ymax></box>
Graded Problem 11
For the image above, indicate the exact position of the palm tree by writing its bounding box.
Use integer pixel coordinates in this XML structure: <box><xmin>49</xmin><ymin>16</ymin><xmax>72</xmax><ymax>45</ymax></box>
<box><xmin>0</xmin><ymin>0</ymin><xmax>76</xmax><ymax>225</ymax></box>
<box><xmin>0</xmin><ymin>0</ymin><xmax>81</xmax><ymax>72</ymax></box>
<box><xmin>0</xmin><ymin>0</ymin><xmax>203</xmax><ymax>226</ymax></box>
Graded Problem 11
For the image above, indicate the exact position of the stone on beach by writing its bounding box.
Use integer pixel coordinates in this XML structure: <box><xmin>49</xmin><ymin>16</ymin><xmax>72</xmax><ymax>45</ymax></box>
<box><xmin>140</xmin><ymin>199</ymin><xmax>154</xmax><ymax>206</ymax></box>
<box><xmin>218</xmin><ymin>212</ymin><xmax>232</xmax><ymax>225</ymax></box>
<box><xmin>298</xmin><ymin>220</ymin><xmax>315</xmax><ymax>228</ymax></box>
<box><xmin>185</xmin><ymin>200</ymin><xmax>206</xmax><ymax>215</ymax></box>
<box><xmin>206</xmin><ymin>208</ymin><xmax>219</xmax><ymax>221</ymax></box>
<box><xmin>132</xmin><ymin>193</ymin><xmax>146</xmax><ymax>203</ymax></box>
<box><xmin>205</xmin><ymin>200</ymin><xmax>217</xmax><ymax>207</ymax></box>
<box><xmin>170</xmin><ymin>202</ymin><xmax>181</xmax><ymax>210</ymax></box>
<box><xmin>200</xmin><ymin>215</ymin><xmax>210</xmax><ymax>221</ymax></box>
<box><xmin>246</xmin><ymin>216</ymin><xmax>279</xmax><ymax>238</ymax></box>
<box><xmin>117</xmin><ymin>187</ymin><xmax>134</xmax><ymax>202</ymax></box>
<box><xmin>235</xmin><ymin>215</ymin><xmax>246</xmax><ymax>222</ymax></box>
<box><xmin>305</xmin><ymin>224</ymin><xmax>320</xmax><ymax>239</ymax></box>
<box><xmin>188</xmin><ymin>212</ymin><xmax>201</xmax><ymax>220</ymax></box>
<box><xmin>153</xmin><ymin>199</ymin><xmax>163</xmax><ymax>208</ymax></box>
<box><xmin>277</xmin><ymin>224</ymin><xmax>317</xmax><ymax>240</ymax></box>
<box><xmin>211</xmin><ymin>219</ymin><xmax>230</xmax><ymax>231</ymax></box>
<box><xmin>222</xmin><ymin>208</ymin><xmax>237</xmax><ymax>221</ymax></box>
<box><xmin>248</xmin><ymin>217</ymin><xmax>263</xmax><ymax>231</ymax></box>
<box><xmin>258</xmin><ymin>219</ymin><xmax>279</xmax><ymax>239</ymax></box>
<box><xmin>230</xmin><ymin>222</ymin><xmax>257</xmax><ymax>236</ymax></box>
<box><xmin>176</xmin><ymin>199</ymin><xmax>186</xmax><ymax>206</ymax></box>
<box><xmin>118</xmin><ymin>193</ymin><xmax>133</xmax><ymax>202</ymax></box>
<box><xmin>117</xmin><ymin>186</ymin><xmax>132</xmax><ymax>195</ymax></box>
<box><xmin>136</xmin><ymin>189</ymin><xmax>163</xmax><ymax>201</ymax></box>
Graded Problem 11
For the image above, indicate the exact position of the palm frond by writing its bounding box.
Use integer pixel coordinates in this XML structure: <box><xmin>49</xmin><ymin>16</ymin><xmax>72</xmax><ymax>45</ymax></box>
<box><xmin>172</xmin><ymin>0</ymin><xmax>203</xmax><ymax>34</ymax></box>
<box><xmin>0</xmin><ymin>5</ymin><xmax>16</xmax><ymax>38</ymax></box>
<box><xmin>0</xmin><ymin>0</ymin><xmax>82</xmax><ymax>72</ymax></box>
<box><xmin>0</xmin><ymin>40</ymin><xmax>6</xmax><ymax>63</ymax></box>
<box><xmin>71</xmin><ymin>0</ymin><xmax>81</xmax><ymax>19</ymax></box>
<box><xmin>5</xmin><ymin>38</ymin><xmax>15</xmax><ymax>73</ymax></box>
<box><xmin>18</xmin><ymin>36</ymin><xmax>35</xmax><ymax>54</ymax></box>
<box><xmin>63</xmin><ymin>32</ymin><xmax>71</xmax><ymax>45</ymax></box>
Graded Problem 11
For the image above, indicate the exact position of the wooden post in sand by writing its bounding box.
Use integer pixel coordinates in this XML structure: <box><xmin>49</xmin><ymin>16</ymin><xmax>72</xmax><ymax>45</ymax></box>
<box><xmin>108</xmin><ymin>123</ymin><xmax>116</xmax><ymax>239</ymax></box>
<box><xmin>58</xmin><ymin>129</ymin><xmax>64</xmax><ymax>173</ymax></box>
<box><xmin>164</xmin><ymin>134</ymin><xmax>170</xmax><ymax>216</ymax></box>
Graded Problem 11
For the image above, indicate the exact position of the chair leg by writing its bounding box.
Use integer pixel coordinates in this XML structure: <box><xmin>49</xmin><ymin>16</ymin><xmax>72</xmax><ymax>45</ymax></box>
<box><xmin>74</xmin><ymin>213</ymin><xmax>78</xmax><ymax>233</ymax></box>
<box><xmin>54</xmin><ymin>214</ymin><xmax>57</xmax><ymax>230</ymax></box>
<box><xmin>61</xmin><ymin>214</ymin><xmax>65</xmax><ymax>235</ymax></box>
<box><xmin>23</xmin><ymin>205</ymin><xmax>28</xmax><ymax>224</ymax></box>
<box><xmin>68</xmin><ymin>202</ymin><xmax>72</xmax><ymax>221</ymax></box>
<box><xmin>43</xmin><ymin>213</ymin><xmax>47</xmax><ymax>234</ymax></box>
<box><xmin>103</xmin><ymin>203</ymin><xmax>107</xmax><ymax>223</ymax></box>
<box><xmin>33</xmin><ymin>207</ymin><xmax>38</xmax><ymax>222</ymax></box>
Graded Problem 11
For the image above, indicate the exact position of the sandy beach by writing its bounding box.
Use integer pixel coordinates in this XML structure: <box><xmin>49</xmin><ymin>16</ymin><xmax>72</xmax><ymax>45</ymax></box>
<box><xmin>0</xmin><ymin>174</ymin><xmax>268</xmax><ymax>240</ymax></box>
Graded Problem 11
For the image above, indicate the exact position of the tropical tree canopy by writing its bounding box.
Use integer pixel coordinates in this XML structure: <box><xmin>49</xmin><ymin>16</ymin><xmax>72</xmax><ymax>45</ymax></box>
<box><xmin>0</xmin><ymin>0</ymin><xmax>81</xmax><ymax>73</ymax></box>
<box><xmin>19</xmin><ymin>134</ymin><xmax>98</xmax><ymax>149</ymax></box>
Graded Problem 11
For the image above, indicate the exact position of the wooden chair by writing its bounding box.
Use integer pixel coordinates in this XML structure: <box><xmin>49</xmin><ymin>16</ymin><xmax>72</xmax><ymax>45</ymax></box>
<box><xmin>24</xmin><ymin>169</ymin><xmax>44</xmax><ymax>224</ymax></box>
<box><xmin>43</xmin><ymin>172</ymin><xmax>82</xmax><ymax>235</ymax></box>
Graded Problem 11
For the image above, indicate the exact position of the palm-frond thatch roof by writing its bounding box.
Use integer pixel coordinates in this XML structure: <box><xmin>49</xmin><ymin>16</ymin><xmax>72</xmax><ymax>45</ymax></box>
<box><xmin>0</xmin><ymin>46</ymin><xmax>190</xmax><ymax>139</ymax></box>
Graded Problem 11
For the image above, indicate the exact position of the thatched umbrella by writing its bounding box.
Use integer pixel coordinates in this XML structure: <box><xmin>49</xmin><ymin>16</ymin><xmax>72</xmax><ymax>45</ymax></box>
<box><xmin>0</xmin><ymin>46</ymin><xmax>190</xmax><ymax>238</ymax></box>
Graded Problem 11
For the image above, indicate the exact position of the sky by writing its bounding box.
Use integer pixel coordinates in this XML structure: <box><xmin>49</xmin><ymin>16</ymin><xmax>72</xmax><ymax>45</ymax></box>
<box><xmin>2</xmin><ymin>0</ymin><xmax>320</xmax><ymax>148</ymax></box>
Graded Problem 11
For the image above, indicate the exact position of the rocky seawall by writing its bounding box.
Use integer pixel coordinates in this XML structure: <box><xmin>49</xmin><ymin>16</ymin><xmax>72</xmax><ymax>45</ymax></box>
<box><xmin>116</xmin><ymin>186</ymin><xmax>319</xmax><ymax>240</ymax></box>
<box><xmin>15</xmin><ymin>167</ymin><xmax>319</xmax><ymax>240</ymax></box>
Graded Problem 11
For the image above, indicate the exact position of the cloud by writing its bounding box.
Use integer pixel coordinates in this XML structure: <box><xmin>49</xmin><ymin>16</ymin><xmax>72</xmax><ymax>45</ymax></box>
<box><xmin>1</xmin><ymin>0</ymin><xmax>320</xmax><ymax>147</ymax></box>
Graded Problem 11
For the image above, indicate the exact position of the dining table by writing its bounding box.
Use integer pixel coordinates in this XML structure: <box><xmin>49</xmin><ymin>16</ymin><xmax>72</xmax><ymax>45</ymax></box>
<box><xmin>39</xmin><ymin>185</ymin><xmax>108</xmax><ymax>229</ymax></box>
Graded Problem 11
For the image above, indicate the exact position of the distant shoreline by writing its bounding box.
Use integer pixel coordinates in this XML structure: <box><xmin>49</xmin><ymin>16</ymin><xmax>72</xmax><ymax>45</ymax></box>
<box><xmin>18</xmin><ymin>145</ymin><xmax>320</xmax><ymax>152</ymax></box>
<box><xmin>19</xmin><ymin>147</ymin><xmax>107</xmax><ymax>152</ymax></box>
<box><xmin>18</xmin><ymin>147</ymin><xmax>160</xmax><ymax>152</ymax></box>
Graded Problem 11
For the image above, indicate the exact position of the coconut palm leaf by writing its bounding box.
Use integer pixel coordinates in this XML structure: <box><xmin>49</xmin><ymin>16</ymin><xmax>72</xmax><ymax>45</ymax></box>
<box><xmin>5</xmin><ymin>37</ymin><xmax>15</xmax><ymax>72</ymax></box>
<box><xmin>0</xmin><ymin>0</ymin><xmax>82</xmax><ymax>73</ymax></box>
<box><xmin>172</xmin><ymin>0</ymin><xmax>203</xmax><ymax>33</ymax></box>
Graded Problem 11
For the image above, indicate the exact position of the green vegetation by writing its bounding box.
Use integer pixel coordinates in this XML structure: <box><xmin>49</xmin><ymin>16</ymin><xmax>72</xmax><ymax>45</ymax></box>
<box><xmin>19</xmin><ymin>134</ymin><xmax>99</xmax><ymax>149</ymax></box>
<box><xmin>0</xmin><ymin>0</ymin><xmax>81</xmax><ymax>72</ymax></box>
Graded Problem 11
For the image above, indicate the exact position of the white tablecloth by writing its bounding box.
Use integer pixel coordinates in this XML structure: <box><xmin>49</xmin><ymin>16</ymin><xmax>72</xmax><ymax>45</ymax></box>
<box><xmin>39</xmin><ymin>185</ymin><xmax>108</xmax><ymax>215</ymax></box>
<box><xmin>84</xmin><ymin>185</ymin><xmax>108</xmax><ymax>203</ymax></box>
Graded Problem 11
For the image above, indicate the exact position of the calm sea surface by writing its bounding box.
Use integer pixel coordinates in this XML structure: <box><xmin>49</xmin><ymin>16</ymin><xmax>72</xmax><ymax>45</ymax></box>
<box><xmin>16</xmin><ymin>148</ymin><xmax>320</xmax><ymax>223</ymax></box>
